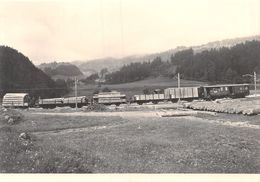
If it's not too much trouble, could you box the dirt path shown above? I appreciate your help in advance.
[32,124,119,136]
[32,111,159,118]
[31,110,260,130]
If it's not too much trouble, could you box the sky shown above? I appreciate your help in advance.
[0,0,260,64]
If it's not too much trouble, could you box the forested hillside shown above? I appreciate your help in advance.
[105,41,260,84]
[39,62,83,77]
[174,40,260,83]
[74,35,260,73]
[0,46,69,98]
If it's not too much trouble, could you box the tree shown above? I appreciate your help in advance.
[100,68,108,78]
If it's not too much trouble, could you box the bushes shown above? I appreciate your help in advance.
[0,108,24,125]
[0,125,97,172]
[0,109,99,173]
[84,104,107,112]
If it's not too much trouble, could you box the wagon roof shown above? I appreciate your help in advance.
[3,93,29,98]
[203,84,249,88]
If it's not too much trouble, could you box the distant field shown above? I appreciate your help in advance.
[67,77,207,98]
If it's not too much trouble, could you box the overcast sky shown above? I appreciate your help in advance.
[0,0,259,64]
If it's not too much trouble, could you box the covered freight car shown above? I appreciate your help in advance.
[2,93,31,108]
[164,87,203,102]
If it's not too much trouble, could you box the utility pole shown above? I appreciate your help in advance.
[254,72,257,96]
[75,77,78,110]
[178,73,180,102]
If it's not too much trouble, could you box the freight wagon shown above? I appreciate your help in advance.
[133,87,202,104]
[2,93,31,108]
[62,96,88,108]
[38,96,88,108]
[93,91,127,106]
[164,87,203,101]
[132,94,165,105]
[38,97,64,108]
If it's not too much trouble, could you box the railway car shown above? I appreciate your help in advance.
[132,94,165,105]
[202,84,249,99]
[93,91,127,106]
[62,96,88,108]
[38,97,64,108]
[38,96,88,108]
[164,87,203,102]
[2,93,31,108]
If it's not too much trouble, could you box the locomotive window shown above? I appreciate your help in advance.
[225,87,228,91]
[245,86,248,90]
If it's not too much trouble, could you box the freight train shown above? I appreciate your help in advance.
[1,84,250,108]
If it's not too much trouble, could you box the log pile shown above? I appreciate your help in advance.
[185,99,260,116]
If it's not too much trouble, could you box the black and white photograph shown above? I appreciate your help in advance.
[0,0,260,177]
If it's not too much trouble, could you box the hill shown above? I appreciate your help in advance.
[38,62,84,79]
[0,46,68,98]
[104,40,260,84]
[73,35,260,73]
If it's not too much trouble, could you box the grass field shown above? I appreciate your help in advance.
[66,77,206,98]
[66,76,259,99]
[0,108,259,173]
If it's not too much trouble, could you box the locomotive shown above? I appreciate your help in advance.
[1,84,250,108]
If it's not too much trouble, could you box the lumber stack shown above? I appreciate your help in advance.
[185,99,260,116]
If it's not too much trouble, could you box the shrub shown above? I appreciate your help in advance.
[85,104,107,112]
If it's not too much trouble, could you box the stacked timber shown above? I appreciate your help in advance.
[186,99,260,116]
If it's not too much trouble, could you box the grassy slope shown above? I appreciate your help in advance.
[1,109,259,173]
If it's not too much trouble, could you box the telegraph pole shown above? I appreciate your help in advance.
[178,73,180,89]
[178,73,180,102]
[254,72,257,96]
[75,77,78,110]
